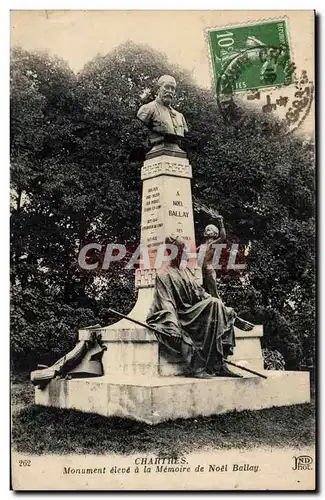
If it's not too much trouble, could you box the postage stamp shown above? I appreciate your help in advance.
[207,20,292,93]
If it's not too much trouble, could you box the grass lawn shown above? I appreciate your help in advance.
[11,372,316,457]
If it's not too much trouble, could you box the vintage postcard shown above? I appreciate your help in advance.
[10,10,316,491]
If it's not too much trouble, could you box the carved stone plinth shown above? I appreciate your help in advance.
[36,316,310,425]
[141,155,192,180]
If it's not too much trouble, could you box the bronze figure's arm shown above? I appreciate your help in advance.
[208,215,226,246]
[217,215,226,242]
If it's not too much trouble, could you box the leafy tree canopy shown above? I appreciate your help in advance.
[10,42,315,370]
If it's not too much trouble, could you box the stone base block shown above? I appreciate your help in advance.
[79,313,265,378]
[35,370,310,425]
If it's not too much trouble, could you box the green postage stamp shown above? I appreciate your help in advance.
[207,20,292,93]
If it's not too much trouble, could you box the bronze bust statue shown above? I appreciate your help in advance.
[137,75,188,148]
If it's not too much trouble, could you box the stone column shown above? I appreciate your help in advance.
[135,147,196,290]
[79,145,199,376]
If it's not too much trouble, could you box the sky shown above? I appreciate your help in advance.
[10,10,314,136]
[10,10,216,88]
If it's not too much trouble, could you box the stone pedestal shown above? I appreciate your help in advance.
[137,150,197,288]
[79,323,264,378]
[35,370,310,425]
[34,146,310,423]
[93,146,199,372]
[36,320,310,423]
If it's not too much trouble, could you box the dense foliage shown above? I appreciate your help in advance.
[10,43,315,371]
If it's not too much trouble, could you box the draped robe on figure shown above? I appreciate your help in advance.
[147,266,236,374]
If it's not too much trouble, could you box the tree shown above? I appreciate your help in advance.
[10,42,315,370]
